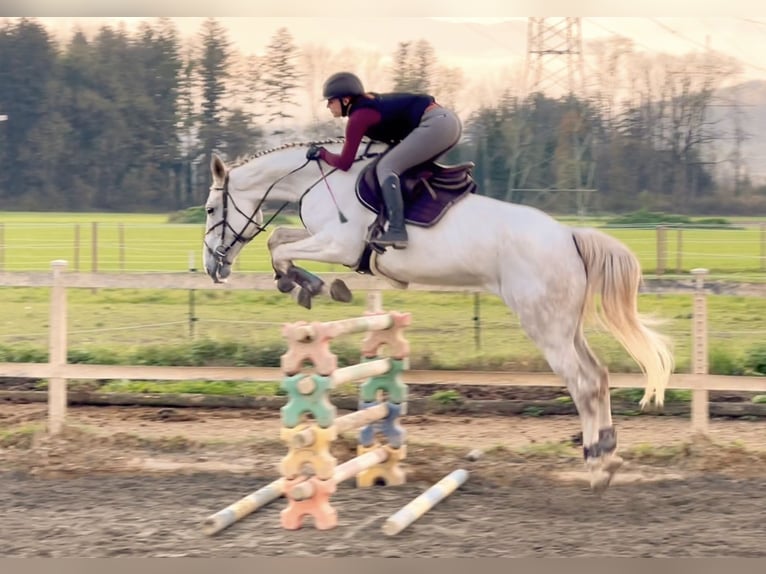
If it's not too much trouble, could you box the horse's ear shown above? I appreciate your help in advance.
[210,153,227,186]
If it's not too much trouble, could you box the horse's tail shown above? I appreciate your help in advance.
[572,227,674,407]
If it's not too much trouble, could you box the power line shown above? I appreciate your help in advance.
[647,17,711,52]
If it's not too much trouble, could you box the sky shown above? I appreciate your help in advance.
[28,16,766,71]
[17,16,764,124]
[25,16,766,101]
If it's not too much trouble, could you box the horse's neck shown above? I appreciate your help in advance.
[229,143,381,202]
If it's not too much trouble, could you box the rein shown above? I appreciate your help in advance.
[205,160,309,269]
[205,143,386,272]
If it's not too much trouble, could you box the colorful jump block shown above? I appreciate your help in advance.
[279,424,337,480]
[355,443,407,488]
[360,311,411,358]
[359,357,408,403]
[358,400,407,448]
[280,320,338,375]
[281,476,338,530]
[280,373,337,428]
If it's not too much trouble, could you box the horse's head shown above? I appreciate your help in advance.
[203,153,266,283]
[202,139,381,284]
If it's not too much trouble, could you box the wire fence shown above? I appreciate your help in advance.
[2,221,766,276]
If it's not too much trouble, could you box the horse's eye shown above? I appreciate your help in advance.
[206,207,214,215]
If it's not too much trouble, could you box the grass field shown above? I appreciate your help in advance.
[1,212,766,378]
[1,285,765,376]
[2,212,766,277]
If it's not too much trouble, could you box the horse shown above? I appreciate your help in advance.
[202,138,674,492]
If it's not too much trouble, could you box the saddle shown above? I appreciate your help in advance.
[351,153,477,276]
[355,155,477,228]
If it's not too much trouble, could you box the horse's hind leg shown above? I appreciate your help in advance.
[574,331,624,488]
[509,296,618,492]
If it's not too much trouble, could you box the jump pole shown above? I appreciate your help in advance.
[382,469,469,536]
[203,477,289,536]
[289,403,389,448]
[289,447,389,501]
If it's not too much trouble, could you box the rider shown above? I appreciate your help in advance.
[306,72,462,249]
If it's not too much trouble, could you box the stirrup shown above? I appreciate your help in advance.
[375,230,408,249]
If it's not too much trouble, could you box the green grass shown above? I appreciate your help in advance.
[2,211,766,276]
[1,285,765,377]
[2,211,766,386]
[97,379,282,396]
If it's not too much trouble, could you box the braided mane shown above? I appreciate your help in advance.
[228,138,347,169]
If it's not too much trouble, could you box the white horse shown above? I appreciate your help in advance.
[203,138,674,491]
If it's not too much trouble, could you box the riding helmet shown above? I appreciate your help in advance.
[322,72,365,99]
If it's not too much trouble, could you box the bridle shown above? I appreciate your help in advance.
[204,143,384,279]
[203,160,310,277]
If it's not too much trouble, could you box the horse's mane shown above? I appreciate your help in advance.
[228,138,348,169]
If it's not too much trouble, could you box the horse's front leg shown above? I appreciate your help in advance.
[267,227,312,294]
[270,233,357,309]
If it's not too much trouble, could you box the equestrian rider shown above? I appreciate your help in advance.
[306,72,462,249]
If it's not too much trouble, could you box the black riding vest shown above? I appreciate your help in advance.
[349,93,435,144]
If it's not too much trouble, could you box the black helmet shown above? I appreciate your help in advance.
[322,72,364,99]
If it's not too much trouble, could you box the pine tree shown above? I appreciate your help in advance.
[261,27,302,136]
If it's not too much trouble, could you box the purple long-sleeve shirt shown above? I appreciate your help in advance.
[318,108,382,171]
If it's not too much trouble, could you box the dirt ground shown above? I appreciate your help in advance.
[1,402,766,557]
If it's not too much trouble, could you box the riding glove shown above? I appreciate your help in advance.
[306,145,324,161]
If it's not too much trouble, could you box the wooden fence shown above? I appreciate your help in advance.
[1,260,765,436]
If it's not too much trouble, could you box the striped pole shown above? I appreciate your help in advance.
[203,478,286,536]
[286,314,395,342]
[382,469,469,536]
[290,403,389,448]
[290,447,389,501]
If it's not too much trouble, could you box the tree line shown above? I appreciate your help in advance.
[1,17,763,215]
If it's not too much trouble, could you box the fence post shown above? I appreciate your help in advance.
[367,290,383,313]
[656,225,667,275]
[473,292,481,351]
[91,222,98,273]
[48,260,69,435]
[675,228,683,273]
[73,224,80,272]
[119,222,125,272]
[188,251,197,339]
[690,267,709,435]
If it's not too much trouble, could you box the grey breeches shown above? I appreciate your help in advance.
[375,107,463,182]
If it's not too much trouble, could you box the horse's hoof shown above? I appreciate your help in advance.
[602,454,624,474]
[589,469,612,493]
[329,279,352,303]
[276,275,295,293]
[297,287,312,310]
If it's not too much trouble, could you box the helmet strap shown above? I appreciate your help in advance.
[340,97,352,117]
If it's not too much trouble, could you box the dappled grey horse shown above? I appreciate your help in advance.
[202,139,674,491]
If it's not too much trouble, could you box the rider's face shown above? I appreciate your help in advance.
[326,97,343,117]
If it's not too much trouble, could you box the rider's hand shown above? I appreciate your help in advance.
[306,144,324,161]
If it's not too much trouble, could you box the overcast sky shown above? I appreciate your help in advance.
[28,16,766,84]
[9,16,766,126]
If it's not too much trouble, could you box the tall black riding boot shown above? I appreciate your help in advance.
[375,174,408,249]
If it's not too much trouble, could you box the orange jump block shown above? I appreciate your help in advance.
[360,311,412,358]
[280,476,338,530]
